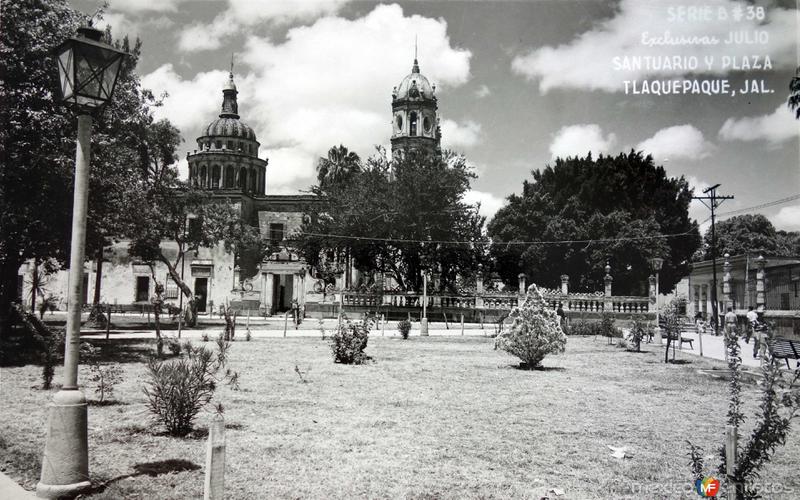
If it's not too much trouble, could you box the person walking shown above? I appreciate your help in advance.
[747,306,762,358]
[724,307,738,338]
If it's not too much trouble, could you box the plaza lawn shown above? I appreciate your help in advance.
[1,336,799,499]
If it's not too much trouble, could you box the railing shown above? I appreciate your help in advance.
[339,290,650,313]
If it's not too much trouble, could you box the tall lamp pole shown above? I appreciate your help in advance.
[420,271,429,336]
[649,257,664,344]
[38,25,126,498]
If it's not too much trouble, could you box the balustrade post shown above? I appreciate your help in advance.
[755,255,766,312]
[560,274,569,295]
[475,275,484,308]
[518,273,526,296]
[723,253,732,311]
[603,263,613,312]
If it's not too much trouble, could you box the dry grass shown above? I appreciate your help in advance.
[1,335,799,499]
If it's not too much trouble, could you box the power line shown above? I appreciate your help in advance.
[293,229,699,246]
[716,193,800,218]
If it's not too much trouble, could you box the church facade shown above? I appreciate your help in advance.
[18,57,443,317]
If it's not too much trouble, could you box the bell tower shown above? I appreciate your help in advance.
[390,54,441,157]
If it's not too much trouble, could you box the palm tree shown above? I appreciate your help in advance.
[789,66,800,120]
[316,145,362,190]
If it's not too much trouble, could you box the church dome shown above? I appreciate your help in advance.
[203,117,256,141]
[394,59,435,100]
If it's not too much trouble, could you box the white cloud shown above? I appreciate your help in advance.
[441,119,482,149]
[108,0,185,13]
[179,0,350,52]
[549,124,616,159]
[719,104,799,145]
[686,176,712,226]
[95,11,174,39]
[511,0,797,93]
[174,157,189,180]
[475,84,491,98]
[772,205,800,232]
[463,190,505,219]
[636,125,715,161]
[144,4,471,190]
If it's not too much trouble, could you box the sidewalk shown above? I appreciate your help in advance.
[666,330,770,369]
[0,472,36,499]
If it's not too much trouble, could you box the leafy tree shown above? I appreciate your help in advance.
[789,66,800,119]
[315,145,362,191]
[294,148,487,292]
[488,152,700,295]
[0,0,84,335]
[702,214,799,259]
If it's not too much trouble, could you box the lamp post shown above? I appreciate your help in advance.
[420,271,429,336]
[649,257,664,345]
[37,25,126,499]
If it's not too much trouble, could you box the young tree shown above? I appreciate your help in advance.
[488,151,701,295]
[294,148,487,292]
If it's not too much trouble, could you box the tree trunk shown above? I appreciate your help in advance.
[664,335,672,363]
[30,257,38,313]
[93,248,103,305]
[0,250,23,339]
[87,249,108,328]
[157,251,196,326]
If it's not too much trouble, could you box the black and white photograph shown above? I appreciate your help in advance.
[1,0,799,498]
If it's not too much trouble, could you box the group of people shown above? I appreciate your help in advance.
[722,306,764,358]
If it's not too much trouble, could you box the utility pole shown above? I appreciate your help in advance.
[693,184,734,336]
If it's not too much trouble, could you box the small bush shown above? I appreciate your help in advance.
[201,332,209,342]
[398,319,411,339]
[599,312,623,342]
[143,341,238,437]
[627,315,653,352]
[330,315,372,364]
[165,337,182,356]
[495,285,567,369]
[80,342,123,402]
[567,321,595,336]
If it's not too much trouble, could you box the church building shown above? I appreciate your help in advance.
[18,55,444,318]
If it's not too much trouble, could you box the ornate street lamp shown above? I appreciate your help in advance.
[649,257,664,344]
[37,25,127,499]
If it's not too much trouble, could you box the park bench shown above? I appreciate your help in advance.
[661,331,694,350]
[771,338,800,370]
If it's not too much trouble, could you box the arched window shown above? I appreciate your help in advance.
[225,165,235,188]
[240,167,247,191]
[227,140,233,150]
[212,165,220,189]
[215,140,222,149]
[410,112,417,136]
[200,165,207,188]
[250,169,257,193]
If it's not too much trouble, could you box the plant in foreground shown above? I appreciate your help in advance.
[398,319,411,339]
[495,284,567,369]
[330,314,372,364]
[143,340,239,437]
[80,342,123,403]
[687,324,800,499]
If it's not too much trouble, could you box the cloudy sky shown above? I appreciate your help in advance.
[78,0,799,230]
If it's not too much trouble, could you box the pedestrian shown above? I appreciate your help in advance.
[724,307,737,337]
[556,303,566,331]
[745,306,758,344]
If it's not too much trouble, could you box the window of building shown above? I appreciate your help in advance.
[409,112,417,136]
[215,140,222,149]
[269,223,285,244]
[227,140,233,150]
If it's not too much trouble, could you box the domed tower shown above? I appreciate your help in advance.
[187,71,268,195]
[390,56,441,157]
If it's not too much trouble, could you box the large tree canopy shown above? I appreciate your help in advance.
[702,214,800,259]
[488,151,701,295]
[294,147,487,292]
[0,1,161,333]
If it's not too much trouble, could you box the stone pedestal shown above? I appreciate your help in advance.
[37,390,91,498]
[420,318,429,336]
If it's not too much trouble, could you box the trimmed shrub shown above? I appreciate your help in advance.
[398,319,411,339]
[330,315,372,364]
[495,284,567,369]
[627,315,653,352]
[143,340,238,437]
[165,337,182,356]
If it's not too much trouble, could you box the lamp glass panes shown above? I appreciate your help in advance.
[54,26,126,112]
[649,257,664,272]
